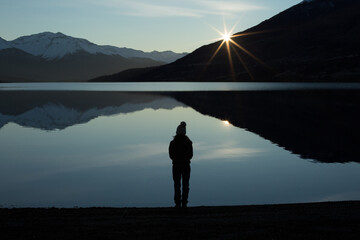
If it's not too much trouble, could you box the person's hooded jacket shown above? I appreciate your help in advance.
[169,135,193,165]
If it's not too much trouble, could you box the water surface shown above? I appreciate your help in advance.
[2,82,360,91]
[1,83,360,208]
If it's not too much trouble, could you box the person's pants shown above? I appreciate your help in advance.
[172,164,191,205]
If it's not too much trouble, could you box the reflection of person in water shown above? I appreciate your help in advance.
[169,121,193,208]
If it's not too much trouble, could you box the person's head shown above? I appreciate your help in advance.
[176,121,186,135]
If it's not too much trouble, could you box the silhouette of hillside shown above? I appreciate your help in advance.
[93,0,360,82]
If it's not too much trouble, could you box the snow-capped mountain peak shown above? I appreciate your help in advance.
[10,32,111,60]
[6,32,187,62]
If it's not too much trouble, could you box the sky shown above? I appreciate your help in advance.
[0,0,302,53]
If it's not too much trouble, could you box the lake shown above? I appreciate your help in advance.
[1,82,360,208]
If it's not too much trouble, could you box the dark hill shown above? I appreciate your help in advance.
[93,0,360,82]
[0,49,164,82]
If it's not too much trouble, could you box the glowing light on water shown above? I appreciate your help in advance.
[222,120,231,126]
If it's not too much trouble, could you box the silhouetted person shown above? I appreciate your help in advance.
[169,121,193,208]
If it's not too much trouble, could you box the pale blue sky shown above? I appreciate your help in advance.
[0,0,301,53]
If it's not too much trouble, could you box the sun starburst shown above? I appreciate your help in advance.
[222,32,231,42]
[205,21,270,81]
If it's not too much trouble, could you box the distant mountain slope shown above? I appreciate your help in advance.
[0,48,163,82]
[0,32,187,82]
[94,0,360,82]
[0,37,12,50]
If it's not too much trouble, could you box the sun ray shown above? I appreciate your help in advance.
[229,39,269,69]
[232,30,271,38]
[225,40,236,81]
[207,40,226,66]
[230,44,254,80]
[203,20,227,40]
[222,17,228,37]
[228,19,241,36]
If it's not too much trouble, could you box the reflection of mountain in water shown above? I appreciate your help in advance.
[2,90,360,164]
[170,91,360,164]
[0,92,183,130]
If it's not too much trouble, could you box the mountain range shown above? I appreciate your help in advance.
[93,0,360,82]
[0,32,187,82]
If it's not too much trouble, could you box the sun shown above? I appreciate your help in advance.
[222,32,231,42]
[205,20,270,81]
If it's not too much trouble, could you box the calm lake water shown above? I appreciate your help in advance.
[1,82,360,208]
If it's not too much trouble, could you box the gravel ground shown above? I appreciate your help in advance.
[1,201,360,239]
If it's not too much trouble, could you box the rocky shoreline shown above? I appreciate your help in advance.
[1,201,360,239]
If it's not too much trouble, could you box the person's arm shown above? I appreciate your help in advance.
[188,141,193,160]
[169,141,175,160]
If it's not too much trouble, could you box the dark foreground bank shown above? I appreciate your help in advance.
[1,201,360,240]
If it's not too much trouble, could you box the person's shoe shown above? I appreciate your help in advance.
[175,204,181,208]
[181,203,187,208]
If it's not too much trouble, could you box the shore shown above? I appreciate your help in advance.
[1,201,359,239]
